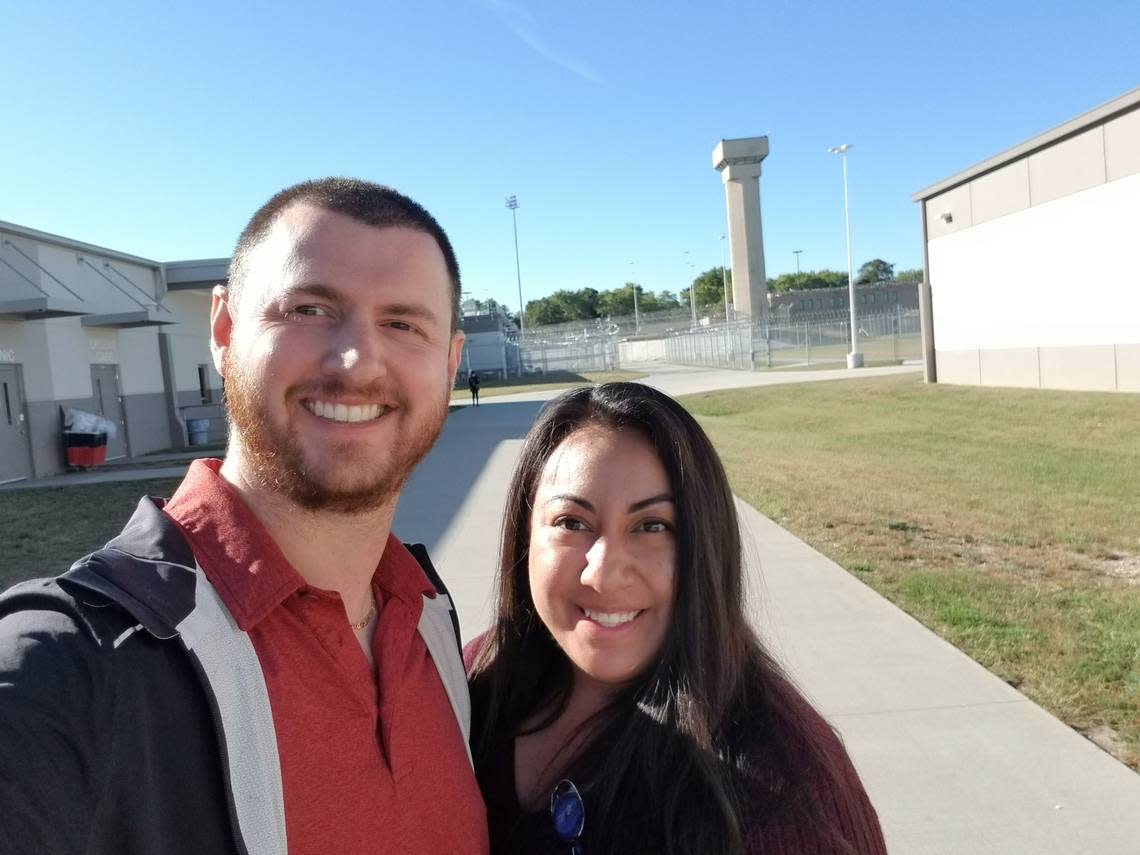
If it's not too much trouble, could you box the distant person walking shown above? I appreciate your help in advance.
[468,371,481,406]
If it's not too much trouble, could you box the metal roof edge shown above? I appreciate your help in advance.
[0,219,161,267]
[911,84,1140,203]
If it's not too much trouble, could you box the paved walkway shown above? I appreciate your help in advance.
[10,361,1140,851]
[0,449,216,490]
[395,361,1140,855]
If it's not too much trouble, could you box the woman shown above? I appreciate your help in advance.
[466,383,886,855]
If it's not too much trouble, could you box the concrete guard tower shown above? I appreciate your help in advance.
[712,137,769,323]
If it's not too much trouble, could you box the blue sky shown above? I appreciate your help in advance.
[2,0,1137,312]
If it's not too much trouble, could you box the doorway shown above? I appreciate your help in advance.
[91,364,129,460]
[0,364,33,483]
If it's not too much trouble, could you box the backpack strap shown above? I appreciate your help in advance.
[405,542,472,765]
[404,543,463,664]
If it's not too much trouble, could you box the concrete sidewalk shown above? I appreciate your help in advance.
[0,449,215,490]
[397,363,1140,855]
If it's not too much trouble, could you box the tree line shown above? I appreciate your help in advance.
[479,259,922,328]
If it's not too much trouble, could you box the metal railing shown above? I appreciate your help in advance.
[665,309,922,371]
[507,307,921,375]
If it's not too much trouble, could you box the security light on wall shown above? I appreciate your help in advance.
[940,211,953,223]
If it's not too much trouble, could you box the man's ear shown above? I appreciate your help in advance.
[448,330,465,385]
[210,285,233,378]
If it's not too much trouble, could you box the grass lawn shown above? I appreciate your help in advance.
[450,369,645,402]
[682,374,1140,769]
[0,478,184,590]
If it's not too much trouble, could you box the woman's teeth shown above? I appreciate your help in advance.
[583,609,641,628]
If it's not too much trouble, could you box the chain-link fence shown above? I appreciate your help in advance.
[509,307,921,374]
[665,308,922,370]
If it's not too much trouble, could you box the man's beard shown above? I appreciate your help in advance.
[223,354,449,515]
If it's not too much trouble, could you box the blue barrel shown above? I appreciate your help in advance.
[188,418,210,446]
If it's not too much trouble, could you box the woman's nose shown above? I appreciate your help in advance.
[580,536,632,593]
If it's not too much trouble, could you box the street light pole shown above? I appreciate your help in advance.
[793,249,803,273]
[627,261,641,333]
[828,145,862,369]
[720,235,731,322]
[505,195,524,337]
[684,250,697,328]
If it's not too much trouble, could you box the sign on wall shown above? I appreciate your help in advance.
[89,341,116,364]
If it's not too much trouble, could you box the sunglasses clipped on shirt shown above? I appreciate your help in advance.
[549,779,585,855]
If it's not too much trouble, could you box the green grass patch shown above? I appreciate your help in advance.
[682,373,1140,769]
[0,478,183,590]
[451,370,646,401]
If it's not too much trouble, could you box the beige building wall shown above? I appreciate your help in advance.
[118,327,166,396]
[0,319,53,399]
[922,95,1140,393]
[165,290,220,396]
[45,318,94,400]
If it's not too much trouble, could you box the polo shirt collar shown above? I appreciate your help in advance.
[164,459,303,631]
[164,460,436,631]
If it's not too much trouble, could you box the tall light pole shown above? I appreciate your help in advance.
[505,195,525,337]
[828,144,862,368]
[628,261,640,333]
[793,249,803,273]
[683,250,697,327]
[719,235,732,322]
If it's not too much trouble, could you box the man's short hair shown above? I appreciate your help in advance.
[228,177,462,329]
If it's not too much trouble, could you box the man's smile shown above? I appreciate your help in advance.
[303,400,389,423]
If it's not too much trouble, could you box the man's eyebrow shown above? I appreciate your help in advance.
[380,301,441,323]
[629,494,673,513]
[276,286,441,323]
[279,283,342,303]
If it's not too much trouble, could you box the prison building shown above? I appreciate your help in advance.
[913,85,1140,392]
[767,280,919,323]
[0,220,224,483]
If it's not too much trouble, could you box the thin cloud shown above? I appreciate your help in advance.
[477,0,604,84]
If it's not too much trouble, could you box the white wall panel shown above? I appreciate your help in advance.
[978,348,1039,388]
[1105,109,1140,181]
[933,349,981,386]
[164,291,216,392]
[45,318,92,399]
[1038,345,1117,392]
[1117,344,1140,392]
[929,171,1140,351]
[118,328,164,394]
[0,319,53,400]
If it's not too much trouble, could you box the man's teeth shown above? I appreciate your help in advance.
[583,609,641,628]
[306,401,386,423]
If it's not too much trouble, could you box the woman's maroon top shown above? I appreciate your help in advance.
[466,636,888,854]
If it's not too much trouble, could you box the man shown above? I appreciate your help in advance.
[0,179,488,854]
[468,370,480,406]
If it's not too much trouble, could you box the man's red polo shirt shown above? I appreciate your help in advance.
[164,460,488,855]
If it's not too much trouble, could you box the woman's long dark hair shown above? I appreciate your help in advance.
[469,383,854,854]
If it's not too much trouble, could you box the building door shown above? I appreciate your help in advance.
[91,364,129,460]
[0,364,34,483]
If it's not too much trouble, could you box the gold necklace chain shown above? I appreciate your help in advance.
[349,600,377,631]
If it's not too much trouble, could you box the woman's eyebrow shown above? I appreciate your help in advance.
[628,494,673,513]
[544,493,595,512]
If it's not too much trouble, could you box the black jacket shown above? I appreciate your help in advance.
[0,497,469,855]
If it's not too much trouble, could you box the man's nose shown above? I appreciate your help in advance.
[580,535,633,593]
[325,316,387,380]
